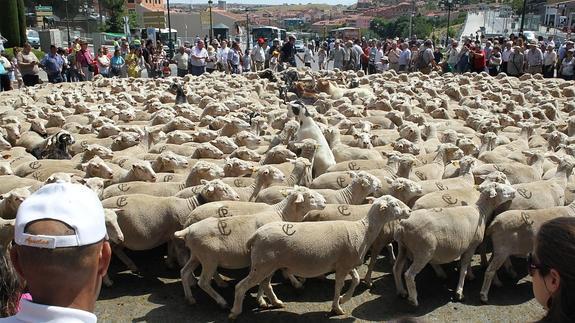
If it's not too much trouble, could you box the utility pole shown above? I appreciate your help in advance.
[208,0,213,42]
[245,8,251,51]
[408,0,416,38]
[65,0,71,47]
[167,0,173,57]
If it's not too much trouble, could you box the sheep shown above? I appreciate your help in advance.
[256,171,381,205]
[230,165,285,202]
[411,171,510,210]
[109,161,157,185]
[324,127,383,162]
[0,162,13,175]
[0,217,15,251]
[29,130,75,160]
[472,151,545,185]
[101,179,240,273]
[393,182,516,306]
[290,101,336,176]
[0,187,31,219]
[410,143,464,181]
[228,195,410,319]
[173,186,327,307]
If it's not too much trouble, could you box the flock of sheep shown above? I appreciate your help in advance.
[1,67,575,319]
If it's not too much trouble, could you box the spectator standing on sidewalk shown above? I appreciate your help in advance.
[543,44,557,78]
[0,51,13,91]
[398,42,411,73]
[387,42,401,72]
[40,45,64,83]
[17,43,40,86]
[559,49,575,81]
[507,45,525,77]
[488,46,502,76]
[445,41,460,73]
[172,46,189,77]
[189,40,208,76]
[297,43,315,68]
[526,40,543,75]
[217,40,231,73]
[501,41,513,74]
[317,44,327,70]
[206,45,217,73]
[279,35,297,71]
[76,40,94,81]
[110,49,125,78]
[250,38,266,71]
[328,40,345,70]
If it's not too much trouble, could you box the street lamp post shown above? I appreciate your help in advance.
[245,8,251,51]
[440,0,455,47]
[519,0,528,33]
[208,0,214,42]
[64,0,71,47]
[167,0,173,57]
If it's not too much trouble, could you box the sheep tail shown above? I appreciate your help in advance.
[174,227,190,240]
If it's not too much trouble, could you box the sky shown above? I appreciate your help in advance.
[172,0,355,6]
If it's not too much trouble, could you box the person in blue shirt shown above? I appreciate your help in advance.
[40,45,64,83]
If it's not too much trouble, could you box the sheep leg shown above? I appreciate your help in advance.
[480,252,508,303]
[393,243,409,298]
[282,269,304,289]
[364,236,386,287]
[261,275,284,308]
[229,267,276,320]
[331,270,347,315]
[111,245,139,272]
[454,249,475,302]
[387,243,396,263]
[197,261,228,309]
[213,273,229,288]
[180,255,198,305]
[339,268,360,305]
[404,256,429,307]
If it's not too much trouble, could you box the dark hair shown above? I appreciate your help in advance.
[0,250,22,317]
[535,217,575,323]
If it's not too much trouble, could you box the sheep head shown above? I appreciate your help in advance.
[199,179,240,202]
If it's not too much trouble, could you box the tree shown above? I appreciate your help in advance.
[0,0,21,47]
[25,0,83,20]
[101,0,126,33]
[17,0,26,44]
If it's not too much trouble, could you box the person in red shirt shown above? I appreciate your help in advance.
[471,45,486,73]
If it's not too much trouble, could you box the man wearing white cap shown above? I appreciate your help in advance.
[2,182,111,323]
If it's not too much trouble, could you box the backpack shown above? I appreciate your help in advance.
[416,49,430,69]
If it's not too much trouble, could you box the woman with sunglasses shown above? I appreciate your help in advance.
[529,217,575,322]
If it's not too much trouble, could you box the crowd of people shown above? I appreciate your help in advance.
[0,32,574,92]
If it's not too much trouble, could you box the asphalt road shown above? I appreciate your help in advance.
[95,247,543,322]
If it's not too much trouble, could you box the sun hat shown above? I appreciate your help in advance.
[14,182,107,249]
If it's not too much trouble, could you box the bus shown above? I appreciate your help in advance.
[330,27,361,41]
[251,26,286,46]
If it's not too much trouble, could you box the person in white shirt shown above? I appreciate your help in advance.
[543,44,557,78]
[172,46,189,77]
[250,38,266,71]
[189,40,208,76]
[501,41,513,74]
[1,182,112,323]
[297,43,315,68]
[217,40,231,73]
[374,41,384,72]
[525,40,543,75]
[446,40,460,72]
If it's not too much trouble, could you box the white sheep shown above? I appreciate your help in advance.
[228,195,410,318]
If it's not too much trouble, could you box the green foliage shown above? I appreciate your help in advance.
[128,10,138,29]
[1,0,21,47]
[3,47,45,61]
[101,0,126,33]
[510,0,523,14]
[370,12,468,40]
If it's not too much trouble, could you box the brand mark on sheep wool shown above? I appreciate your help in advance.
[441,194,459,205]
[336,176,346,188]
[233,179,244,187]
[116,196,128,208]
[282,223,296,236]
[337,205,351,216]
[517,188,532,199]
[32,172,41,181]
[217,219,231,236]
[347,161,360,171]
[435,182,448,191]
[163,175,174,182]
[217,206,229,218]
[493,164,506,173]
[117,184,131,192]
[159,145,168,153]
[118,158,129,168]
[80,140,88,148]
[29,161,42,169]
[415,171,426,180]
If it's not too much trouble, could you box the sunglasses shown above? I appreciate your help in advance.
[527,253,546,276]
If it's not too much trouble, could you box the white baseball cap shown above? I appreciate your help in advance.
[15,182,107,249]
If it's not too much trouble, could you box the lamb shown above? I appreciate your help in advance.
[256,171,381,205]
[393,182,516,306]
[173,186,327,307]
[0,187,31,219]
[228,195,410,318]
[324,128,383,162]
[101,180,240,273]
[479,202,575,303]
[290,101,336,176]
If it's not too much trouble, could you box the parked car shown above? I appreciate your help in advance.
[26,29,40,49]
[295,40,305,52]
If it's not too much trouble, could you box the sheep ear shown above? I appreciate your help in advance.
[200,179,208,185]
[365,196,376,204]
[75,177,87,184]
[81,162,89,170]
[353,133,360,139]
[281,189,289,197]
[294,193,304,204]
[451,160,460,167]
[547,154,561,163]
[384,176,394,184]
[287,158,296,164]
